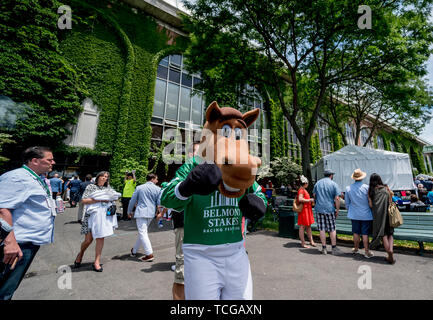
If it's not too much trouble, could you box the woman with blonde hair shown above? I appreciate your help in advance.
[297,175,316,248]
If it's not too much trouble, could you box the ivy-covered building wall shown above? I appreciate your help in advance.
[60,0,189,189]
[0,0,189,190]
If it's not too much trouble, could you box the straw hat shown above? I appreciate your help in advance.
[351,168,367,181]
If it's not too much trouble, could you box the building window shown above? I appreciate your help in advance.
[317,121,332,156]
[238,86,267,142]
[360,128,373,148]
[345,123,355,145]
[152,55,205,145]
[65,98,99,149]
[376,135,384,150]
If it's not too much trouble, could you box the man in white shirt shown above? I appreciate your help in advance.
[0,146,56,300]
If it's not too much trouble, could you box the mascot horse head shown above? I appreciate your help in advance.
[198,101,262,198]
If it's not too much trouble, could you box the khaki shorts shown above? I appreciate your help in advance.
[174,227,184,284]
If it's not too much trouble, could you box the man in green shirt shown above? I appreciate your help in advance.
[122,171,136,221]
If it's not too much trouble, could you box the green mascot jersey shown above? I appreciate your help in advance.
[160,156,267,246]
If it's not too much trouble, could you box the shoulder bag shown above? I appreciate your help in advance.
[387,187,403,228]
[293,191,304,213]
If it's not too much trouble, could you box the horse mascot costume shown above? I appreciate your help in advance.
[161,101,267,300]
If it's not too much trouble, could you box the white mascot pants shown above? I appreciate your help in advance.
[183,240,252,300]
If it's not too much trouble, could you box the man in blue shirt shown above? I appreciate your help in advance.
[68,175,82,208]
[128,173,161,262]
[49,173,63,199]
[345,169,374,258]
[313,169,341,255]
[0,146,56,300]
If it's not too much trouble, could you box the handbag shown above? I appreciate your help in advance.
[388,202,403,228]
[106,204,117,216]
[293,197,303,213]
[387,187,403,228]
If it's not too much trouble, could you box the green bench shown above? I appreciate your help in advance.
[277,205,433,255]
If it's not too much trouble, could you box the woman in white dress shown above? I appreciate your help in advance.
[74,171,119,272]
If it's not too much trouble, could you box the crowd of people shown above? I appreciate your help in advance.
[293,168,429,265]
[0,145,430,300]
[0,145,195,300]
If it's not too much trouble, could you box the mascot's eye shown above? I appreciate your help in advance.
[234,128,243,140]
[221,125,232,138]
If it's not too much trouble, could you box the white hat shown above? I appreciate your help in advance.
[300,175,309,184]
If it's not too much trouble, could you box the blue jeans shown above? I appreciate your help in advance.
[0,242,40,300]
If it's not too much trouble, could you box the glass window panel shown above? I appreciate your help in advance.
[361,128,373,148]
[170,54,182,67]
[151,117,163,124]
[160,57,169,67]
[181,73,192,87]
[377,135,384,150]
[153,79,166,118]
[193,77,201,88]
[169,69,181,83]
[157,65,168,79]
[179,87,191,122]
[191,94,202,125]
[151,124,163,140]
[166,83,180,120]
[255,99,262,109]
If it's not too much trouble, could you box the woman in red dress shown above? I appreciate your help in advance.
[297,176,316,248]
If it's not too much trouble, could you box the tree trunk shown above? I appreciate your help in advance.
[300,137,313,193]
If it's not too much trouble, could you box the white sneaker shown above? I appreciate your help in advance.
[320,247,327,255]
[171,265,176,271]
[364,251,374,259]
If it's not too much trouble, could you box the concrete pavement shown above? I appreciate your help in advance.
[13,206,433,300]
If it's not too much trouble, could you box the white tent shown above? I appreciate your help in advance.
[311,145,415,191]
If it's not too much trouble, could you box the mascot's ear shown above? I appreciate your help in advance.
[242,108,260,128]
[206,101,222,123]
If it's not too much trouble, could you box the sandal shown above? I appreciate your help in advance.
[301,243,311,248]
[309,242,317,247]
[74,255,82,268]
[92,264,103,272]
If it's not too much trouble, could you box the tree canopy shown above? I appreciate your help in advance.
[182,0,433,182]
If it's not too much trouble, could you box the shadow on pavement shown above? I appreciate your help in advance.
[114,218,174,233]
[141,262,173,273]
[64,220,81,225]
[69,263,104,273]
[111,253,145,261]
[298,248,322,255]
[283,242,302,249]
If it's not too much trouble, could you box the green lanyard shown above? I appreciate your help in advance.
[22,165,51,198]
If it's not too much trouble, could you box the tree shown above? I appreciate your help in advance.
[182,0,433,184]
[320,77,433,147]
[269,156,302,186]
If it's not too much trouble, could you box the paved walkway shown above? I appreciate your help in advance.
[13,206,433,300]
